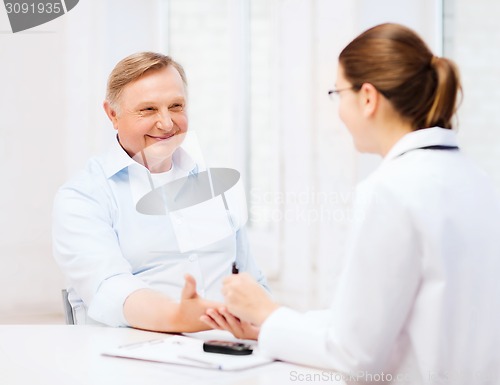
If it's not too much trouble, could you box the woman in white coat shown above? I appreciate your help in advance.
[201,23,500,384]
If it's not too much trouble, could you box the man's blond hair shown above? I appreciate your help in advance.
[106,52,187,111]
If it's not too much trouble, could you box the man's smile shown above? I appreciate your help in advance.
[146,133,176,141]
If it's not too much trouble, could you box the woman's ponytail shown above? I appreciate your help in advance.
[425,56,462,129]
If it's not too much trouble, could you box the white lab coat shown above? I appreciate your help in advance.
[258,127,500,384]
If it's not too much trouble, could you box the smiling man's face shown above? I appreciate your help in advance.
[105,65,188,173]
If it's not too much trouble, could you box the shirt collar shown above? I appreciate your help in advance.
[383,127,459,164]
[102,135,197,179]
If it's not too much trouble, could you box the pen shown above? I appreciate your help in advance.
[118,338,164,349]
[232,261,239,274]
[177,355,222,370]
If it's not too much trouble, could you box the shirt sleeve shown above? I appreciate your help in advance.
[258,181,422,374]
[52,171,149,327]
[234,227,270,292]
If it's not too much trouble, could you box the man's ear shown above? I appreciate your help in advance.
[359,83,379,118]
[103,100,119,129]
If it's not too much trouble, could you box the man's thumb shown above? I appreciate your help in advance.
[181,274,198,300]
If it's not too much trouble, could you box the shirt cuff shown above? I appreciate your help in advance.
[87,274,150,327]
[258,307,344,371]
[258,307,300,357]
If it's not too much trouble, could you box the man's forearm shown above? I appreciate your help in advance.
[123,288,216,332]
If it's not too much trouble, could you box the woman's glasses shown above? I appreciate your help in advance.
[327,86,356,100]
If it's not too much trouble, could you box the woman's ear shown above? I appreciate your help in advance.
[103,101,119,129]
[359,83,379,118]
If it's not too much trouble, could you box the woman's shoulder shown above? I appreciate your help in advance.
[359,149,496,209]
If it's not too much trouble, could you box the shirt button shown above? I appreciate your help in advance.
[188,254,198,262]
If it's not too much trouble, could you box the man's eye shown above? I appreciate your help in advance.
[170,104,184,111]
[139,107,156,115]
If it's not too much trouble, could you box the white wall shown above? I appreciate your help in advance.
[0,0,168,322]
[1,0,498,322]
[446,0,500,194]
[0,4,67,321]
[243,0,443,309]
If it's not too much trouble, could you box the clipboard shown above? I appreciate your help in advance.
[102,334,274,371]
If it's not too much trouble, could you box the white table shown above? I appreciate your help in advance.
[0,325,345,385]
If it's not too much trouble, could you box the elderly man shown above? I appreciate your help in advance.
[53,52,267,332]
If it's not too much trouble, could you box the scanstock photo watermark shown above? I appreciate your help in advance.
[289,369,496,383]
[289,370,410,383]
[3,0,79,33]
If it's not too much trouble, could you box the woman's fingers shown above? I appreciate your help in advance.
[206,308,231,330]
[200,314,220,330]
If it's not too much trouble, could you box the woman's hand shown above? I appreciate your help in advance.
[200,307,260,340]
[221,273,279,326]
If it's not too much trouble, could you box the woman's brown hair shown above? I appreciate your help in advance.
[339,23,461,130]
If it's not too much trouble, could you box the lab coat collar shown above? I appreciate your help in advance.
[383,127,458,164]
[102,135,197,178]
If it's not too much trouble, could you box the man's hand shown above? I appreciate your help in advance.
[124,274,223,333]
[174,274,224,332]
[180,273,198,300]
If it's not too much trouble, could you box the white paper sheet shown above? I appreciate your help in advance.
[102,334,273,371]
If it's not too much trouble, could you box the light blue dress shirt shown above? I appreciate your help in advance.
[52,137,267,327]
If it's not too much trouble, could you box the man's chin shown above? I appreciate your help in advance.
[134,144,177,170]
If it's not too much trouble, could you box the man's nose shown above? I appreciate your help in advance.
[156,110,174,131]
